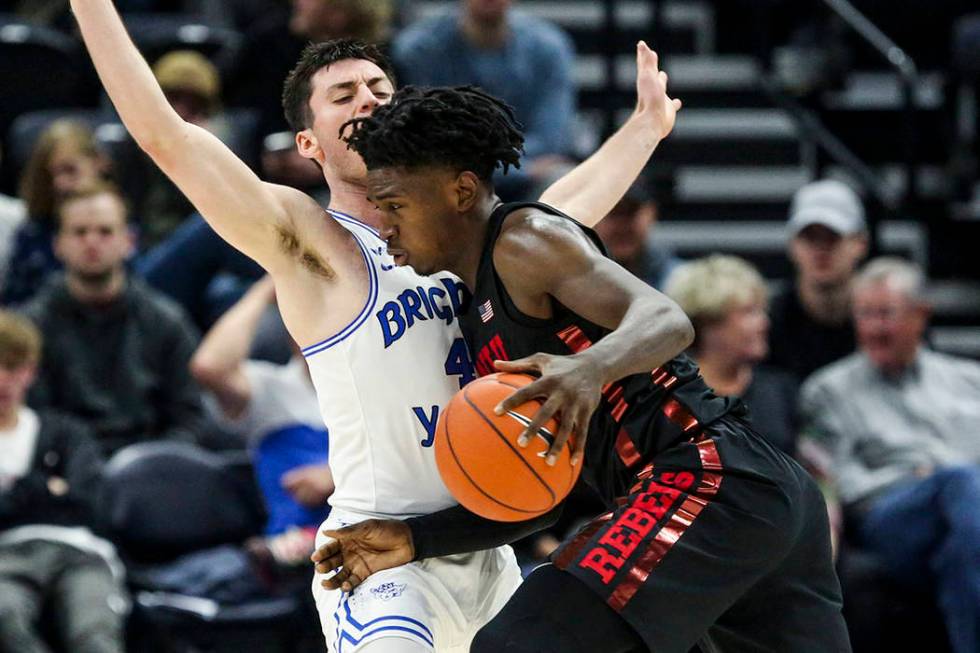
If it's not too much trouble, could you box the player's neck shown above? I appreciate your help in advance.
[328,181,383,229]
[445,196,501,289]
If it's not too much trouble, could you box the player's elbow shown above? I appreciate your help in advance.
[659,301,695,355]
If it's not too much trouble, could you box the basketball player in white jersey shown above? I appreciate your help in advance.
[70,2,682,650]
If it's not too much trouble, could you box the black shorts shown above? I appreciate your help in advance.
[552,416,851,653]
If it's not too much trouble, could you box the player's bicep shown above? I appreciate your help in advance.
[149,122,299,268]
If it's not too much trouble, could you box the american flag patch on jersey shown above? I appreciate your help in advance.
[478,299,494,323]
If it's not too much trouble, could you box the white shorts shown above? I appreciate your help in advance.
[312,508,523,653]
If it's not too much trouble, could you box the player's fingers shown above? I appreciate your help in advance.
[673,98,683,110]
[310,534,340,562]
[322,566,349,590]
[314,553,344,574]
[659,70,668,86]
[494,377,551,417]
[493,354,545,374]
[569,414,589,467]
[547,413,575,467]
[342,572,363,592]
[519,397,560,449]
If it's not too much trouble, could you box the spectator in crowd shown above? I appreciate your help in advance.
[20,184,209,456]
[191,275,331,566]
[392,0,576,198]
[667,254,800,454]
[593,175,680,290]
[0,148,27,291]
[0,309,127,653]
[767,178,868,381]
[800,257,980,653]
[2,120,111,305]
[226,0,394,136]
[129,50,229,249]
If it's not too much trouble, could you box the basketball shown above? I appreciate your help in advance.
[434,372,582,522]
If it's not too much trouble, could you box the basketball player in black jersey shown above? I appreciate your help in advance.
[312,87,851,653]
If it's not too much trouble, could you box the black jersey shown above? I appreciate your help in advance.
[459,202,742,501]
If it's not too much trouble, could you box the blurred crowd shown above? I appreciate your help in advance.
[0,1,978,652]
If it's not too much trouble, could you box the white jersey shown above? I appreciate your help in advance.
[303,210,474,517]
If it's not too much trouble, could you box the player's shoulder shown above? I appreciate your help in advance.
[494,206,597,277]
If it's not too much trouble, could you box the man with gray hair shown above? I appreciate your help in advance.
[800,256,980,653]
[768,179,869,381]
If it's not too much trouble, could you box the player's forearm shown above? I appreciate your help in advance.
[405,504,562,561]
[538,110,662,228]
[70,0,184,151]
[580,296,693,385]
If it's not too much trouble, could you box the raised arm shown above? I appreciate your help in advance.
[493,214,694,465]
[539,42,681,227]
[69,0,315,270]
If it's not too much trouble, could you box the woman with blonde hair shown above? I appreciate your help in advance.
[666,254,800,453]
[2,120,110,304]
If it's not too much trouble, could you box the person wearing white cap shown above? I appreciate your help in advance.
[767,179,869,381]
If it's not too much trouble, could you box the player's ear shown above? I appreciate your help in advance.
[454,171,481,212]
[296,129,324,165]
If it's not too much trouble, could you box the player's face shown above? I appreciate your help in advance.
[301,59,394,182]
[367,167,461,275]
[853,280,928,375]
[789,224,867,288]
[54,193,133,282]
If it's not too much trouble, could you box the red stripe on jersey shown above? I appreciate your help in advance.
[611,398,629,422]
[662,398,701,434]
[557,325,593,354]
[615,427,642,468]
[607,437,724,612]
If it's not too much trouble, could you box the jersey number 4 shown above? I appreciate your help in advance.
[412,339,476,448]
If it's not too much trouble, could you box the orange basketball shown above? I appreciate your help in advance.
[434,372,582,522]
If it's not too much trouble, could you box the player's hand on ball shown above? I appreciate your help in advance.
[634,41,682,141]
[493,353,603,467]
[312,519,415,592]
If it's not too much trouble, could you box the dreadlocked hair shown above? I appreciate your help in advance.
[342,86,525,180]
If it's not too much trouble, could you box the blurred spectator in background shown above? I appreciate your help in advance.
[226,0,394,136]
[800,257,980,653]
[20,184,209,456]
[129,50,228,249]
[667,255,800,454]
[2,120,111,306]
[0,148,27,292]
[767,179,867,382]
[392,0,576,198]
[0,310,127,653]
[593,175,680,290]
[191,276,330,567]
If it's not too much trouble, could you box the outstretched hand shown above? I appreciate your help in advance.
[493,353,604,468]
[311,519,415,592]
[633,41,683,141]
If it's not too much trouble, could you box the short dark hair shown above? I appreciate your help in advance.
[282,39,396,133]
[343,86,525,180]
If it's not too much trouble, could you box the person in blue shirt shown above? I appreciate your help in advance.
[392,0,576,199]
